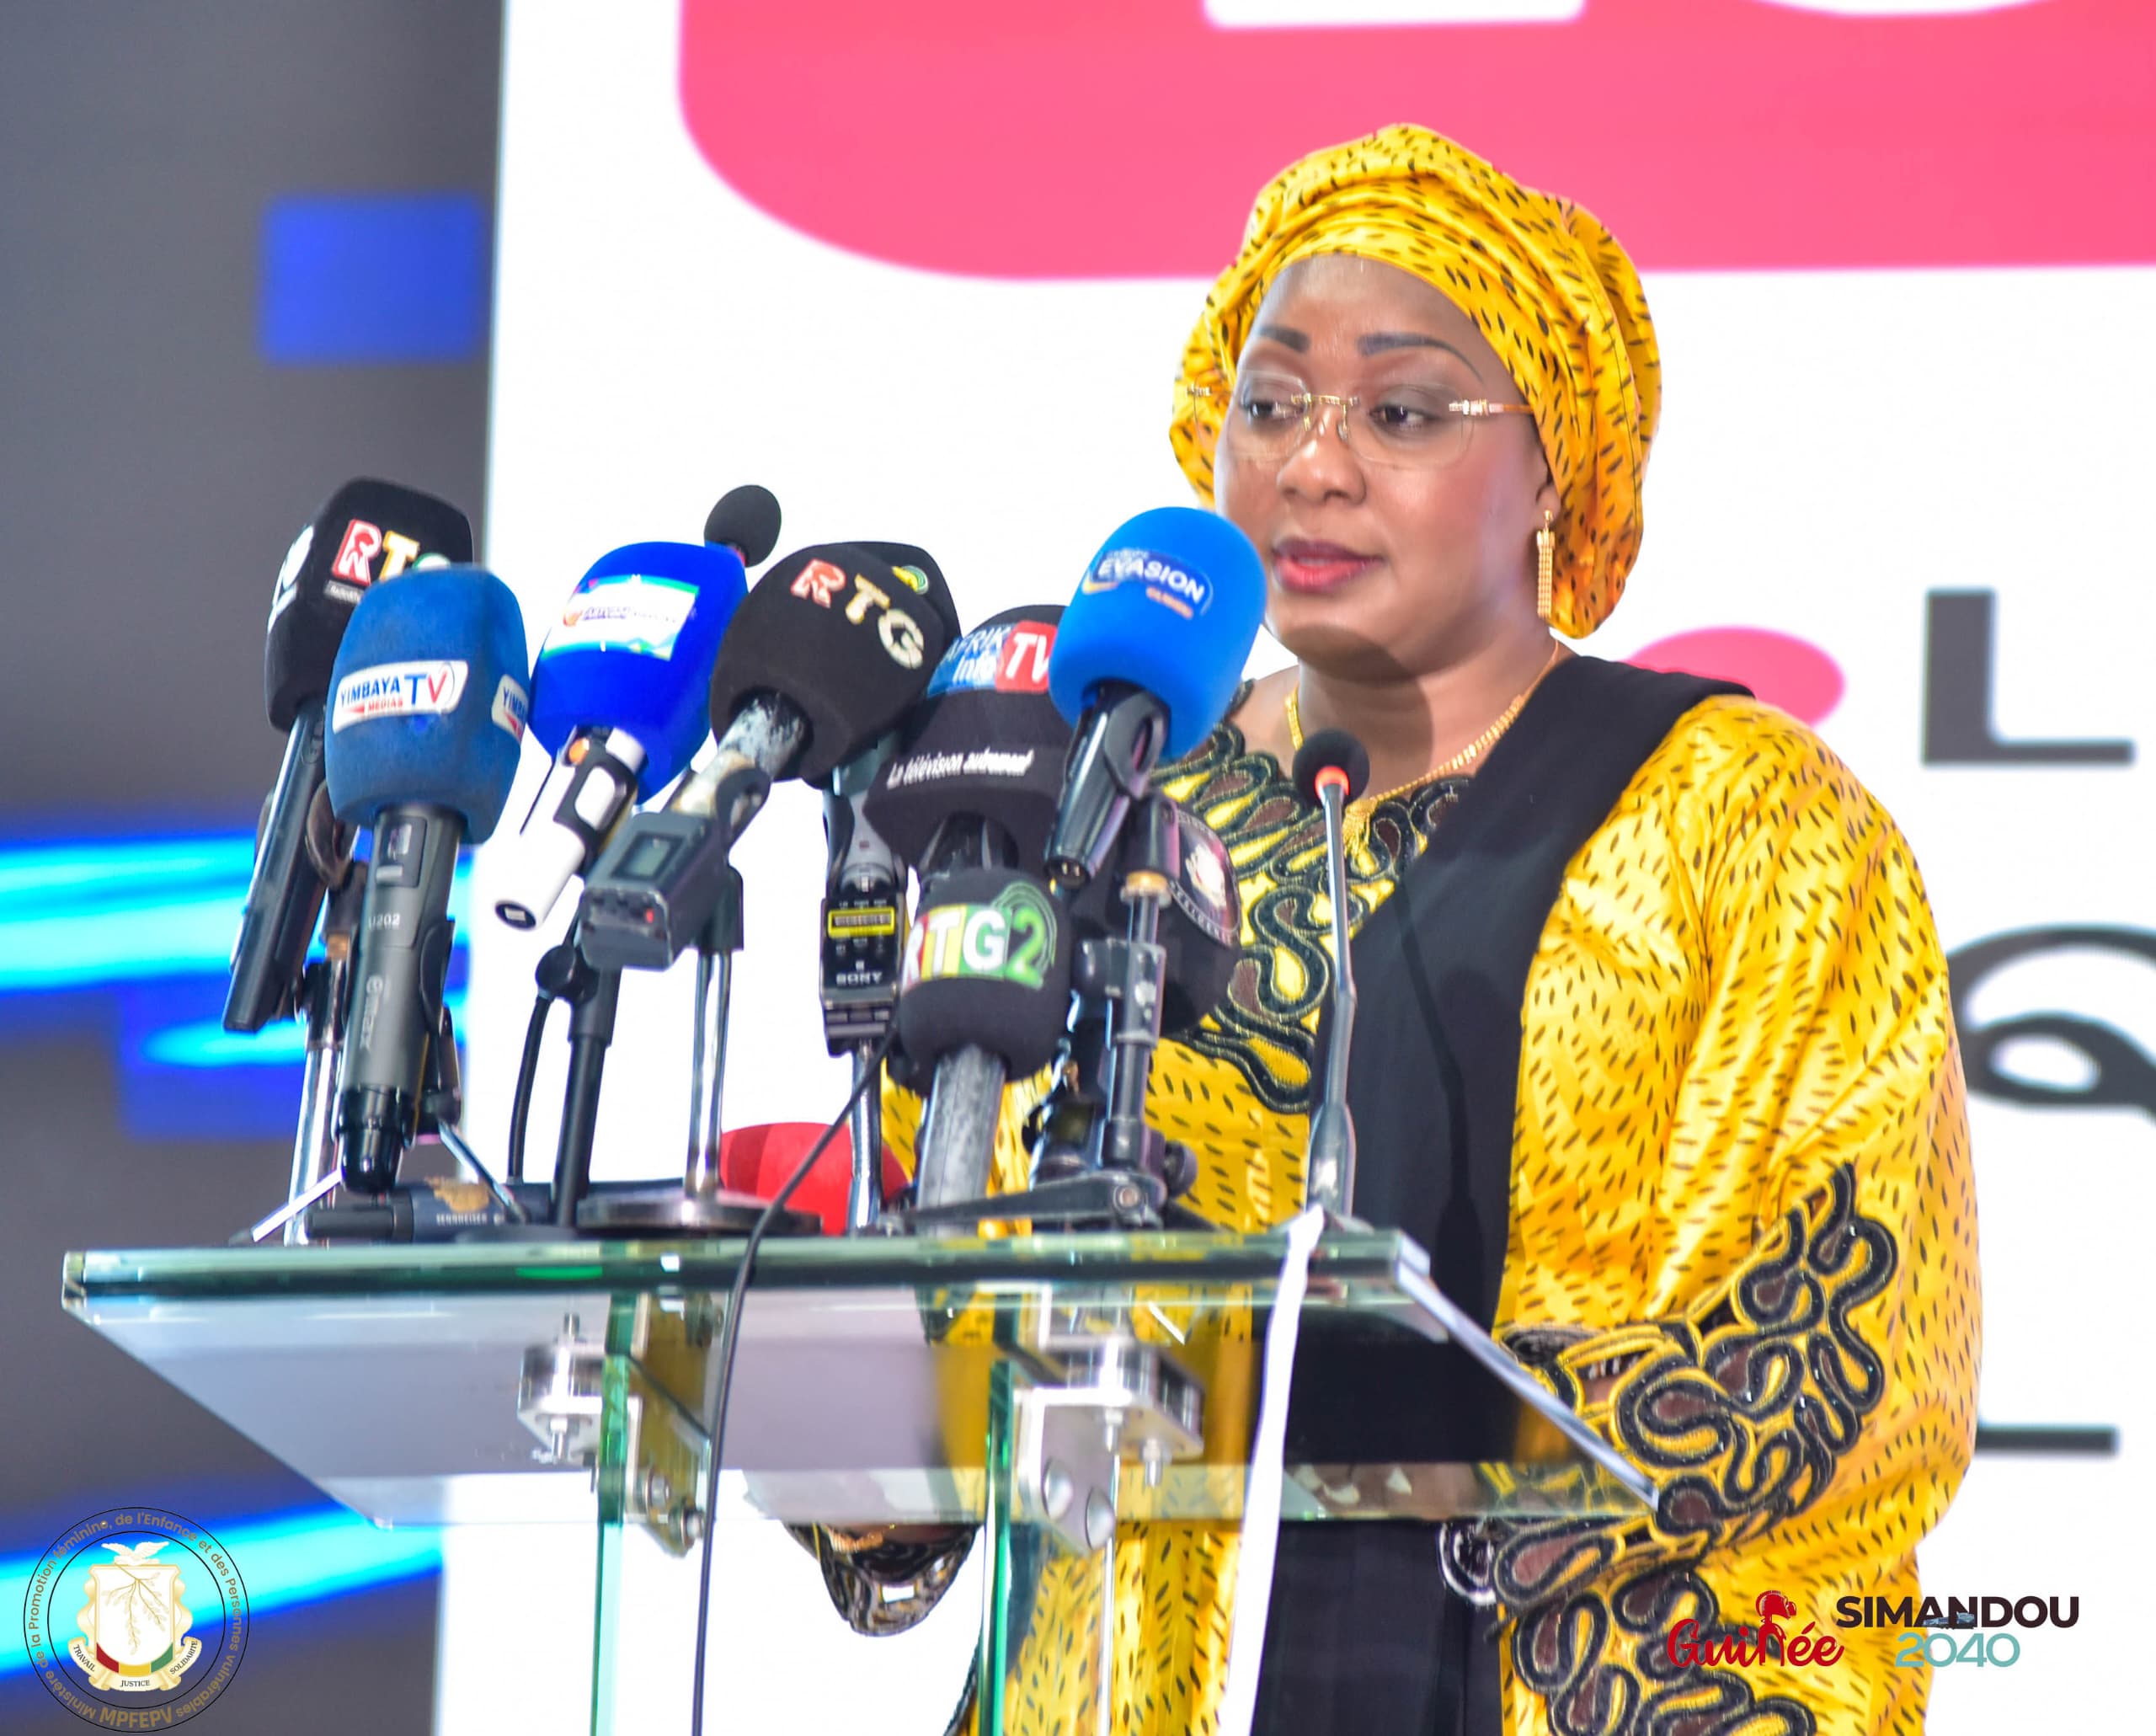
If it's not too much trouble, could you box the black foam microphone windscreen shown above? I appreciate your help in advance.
[266,478,473,731]
[704,485,782,565]
[706,542,960,785]
[864,606,1070,874]
[1291,729,1372,807]
[848,542,963,643]
[896,867,1075,1076]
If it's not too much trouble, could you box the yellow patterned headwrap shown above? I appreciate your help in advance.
[1171,125,1660,638]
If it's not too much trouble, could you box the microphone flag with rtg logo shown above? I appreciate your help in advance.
[19,1508,250,1727]
[864,603,1071,874]
[705,541,962,784]
[266,477,473,731]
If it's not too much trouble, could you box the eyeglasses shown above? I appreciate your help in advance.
[1188,371,1536,471]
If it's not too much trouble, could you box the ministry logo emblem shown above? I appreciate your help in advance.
[21,1508,248,1727]
[71,1538,203,1691]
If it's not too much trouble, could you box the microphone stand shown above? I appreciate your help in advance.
[1304,775,1360,1220]
[577,864,807,1236]
[682,875,744,1206]
[279,863,367,1244]
[546,927,620,1228]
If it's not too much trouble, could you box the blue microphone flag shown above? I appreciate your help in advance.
[1049,507,1266,758]
[324,564,530,842]
[531,540,746,799]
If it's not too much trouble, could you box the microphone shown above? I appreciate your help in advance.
[225,478,472,1032]
[896,866,1075,1214]
[570,540,962,1237]
[1044,508,1266,889]
[863,606,1073,1211]
[1291,729,1371,1217]
[492,538,747,930]
[703,484,782,565]
[864,605,1070,875]
[820,744,906,1231]
[325,566,531,1192]
[579,542,960,969]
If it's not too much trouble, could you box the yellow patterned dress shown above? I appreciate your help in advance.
[836,674,1977,1736]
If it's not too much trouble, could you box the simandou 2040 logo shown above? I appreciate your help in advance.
[19,1509,249,1728]
[1664,1587,2080,1678]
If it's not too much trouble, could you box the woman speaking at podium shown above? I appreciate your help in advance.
[810,126,1980,1736]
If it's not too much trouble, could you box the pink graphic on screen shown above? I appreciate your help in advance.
[1631,627,1845,725]
[678,0,2154,279]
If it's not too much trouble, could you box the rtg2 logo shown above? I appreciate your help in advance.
[1082,546,1212,619]
[903,881,1058,992]
[19,1509,249,1728]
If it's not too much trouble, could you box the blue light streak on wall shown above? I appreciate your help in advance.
[0,1507,443,1680]
[0,831,472,1138]
[260,193,489,365]
[0,837,260,992]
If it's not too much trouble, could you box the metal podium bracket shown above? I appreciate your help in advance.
[1011,1337,1203,1556]
[517,1312,606,1469]
[516,1301,716,1554]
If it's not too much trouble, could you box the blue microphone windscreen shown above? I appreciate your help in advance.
[531,541,745,797]
[1048,508,1266,759]
[324,565,531,842]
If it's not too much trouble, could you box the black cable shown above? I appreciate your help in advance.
[505,992,552,1183]
[689,1030,895,1736]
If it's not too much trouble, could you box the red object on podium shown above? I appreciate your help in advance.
[716,1122,909,1237]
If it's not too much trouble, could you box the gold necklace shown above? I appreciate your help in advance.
[1285,643,1563,830]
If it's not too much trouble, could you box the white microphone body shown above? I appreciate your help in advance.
[493,726,648,930]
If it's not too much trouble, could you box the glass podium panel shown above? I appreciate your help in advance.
[64,1227,1654,1732]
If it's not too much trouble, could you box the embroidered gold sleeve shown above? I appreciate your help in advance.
[1478,703,1980,1625]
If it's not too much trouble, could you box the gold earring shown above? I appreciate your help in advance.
[1534,510,1555,624]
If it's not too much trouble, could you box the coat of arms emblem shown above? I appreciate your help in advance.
[69,1540,202,1691]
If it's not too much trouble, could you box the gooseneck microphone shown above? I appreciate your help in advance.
[324,566,530,1193]
[703,484,782,566]
[1044,508,1267,889]
[226,478,472,1033]
[1292,728,1371,1218]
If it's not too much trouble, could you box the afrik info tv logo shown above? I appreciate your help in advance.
[20,1509,249,1727]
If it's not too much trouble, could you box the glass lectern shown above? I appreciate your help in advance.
[64,1226,1654,1733]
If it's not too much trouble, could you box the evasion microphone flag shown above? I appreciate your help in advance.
[1045,508,1266,889]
